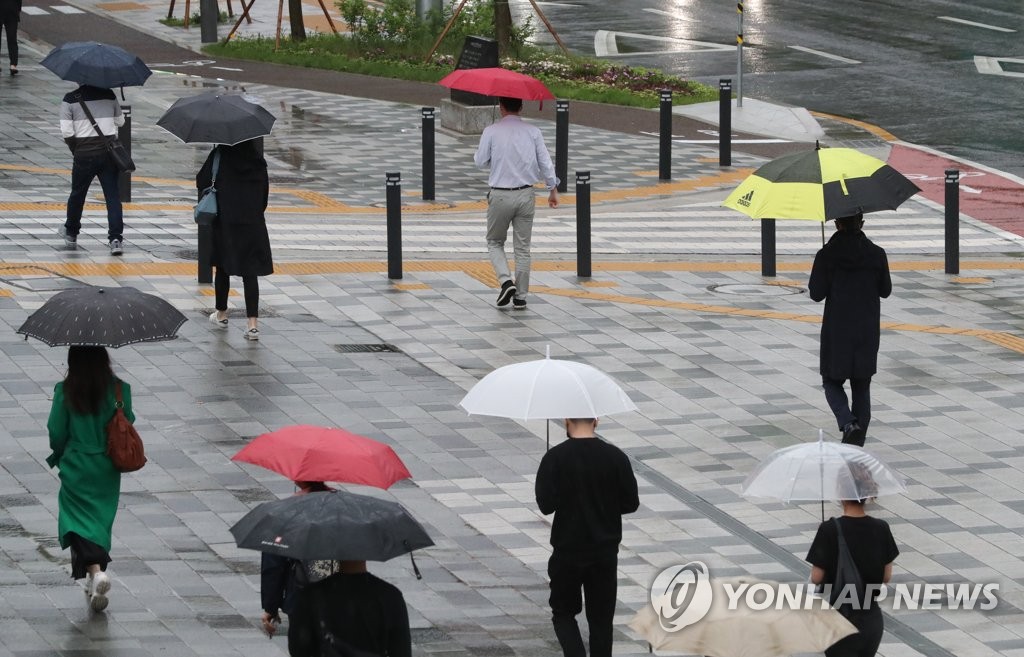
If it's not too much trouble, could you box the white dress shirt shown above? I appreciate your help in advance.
[474,115,559,190]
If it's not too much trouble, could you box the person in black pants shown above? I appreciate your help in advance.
[806,481,898,657]
[536,417,639,657]
[0,0,19,76]
[196,138,273,341]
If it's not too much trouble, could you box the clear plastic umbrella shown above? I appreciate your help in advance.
[741,429,907,513]
[459,345,637,448]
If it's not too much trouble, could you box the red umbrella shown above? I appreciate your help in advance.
[438,67,554,101]
[231,425,412,489]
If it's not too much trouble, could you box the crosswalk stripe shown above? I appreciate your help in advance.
[52,5,86,12]
[21,6,49,14]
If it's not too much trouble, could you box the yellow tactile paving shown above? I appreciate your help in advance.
[951,277,992,284]
[579,280,618,288]
[198,288,237,296]
[392,283,431,291]
[0,289,12,297]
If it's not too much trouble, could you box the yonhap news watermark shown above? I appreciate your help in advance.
[651,561,1000,632]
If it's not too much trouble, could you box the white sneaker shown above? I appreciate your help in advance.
[244,327,260,341]
[57,226,77,249]
[209,311,228,329]
[109,239,123,256]
[89,571,110,611]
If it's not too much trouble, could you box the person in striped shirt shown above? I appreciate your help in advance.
[59,85,126,255]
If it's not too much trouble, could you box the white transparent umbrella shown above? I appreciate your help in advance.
[630,576,857,657]
[741,429,907,519]
[459,346,637,448]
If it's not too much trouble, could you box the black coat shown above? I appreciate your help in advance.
[0,0,21,17]
[196,141,273,277]
[808,229,891,380]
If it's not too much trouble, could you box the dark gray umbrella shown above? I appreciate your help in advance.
[41,41,152,89]
[157,93,276,145]
[229,491,434,563]
[16,286,187,348]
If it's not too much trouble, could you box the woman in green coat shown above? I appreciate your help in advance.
[46,346,134,612]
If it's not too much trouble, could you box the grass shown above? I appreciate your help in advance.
[160,11,230,27]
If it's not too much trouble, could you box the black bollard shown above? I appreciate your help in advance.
[197,222,213,284]
[761,218,776,277]
[386,172,403,280]
[421,107,435,201]
[555,100,569,193]
[719,79,732,167]
[576,171,591,278]
[200,0,218,42]
[118,105,132,203]
[945,169,959,275]
[659,90,672,180]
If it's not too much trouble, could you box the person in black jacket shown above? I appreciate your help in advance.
[808,213,891,446]
[288,560,411,657]
[535,417,639,657]
[197,138,273,341]
[0,0,19,75]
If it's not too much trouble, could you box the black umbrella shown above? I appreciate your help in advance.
[157,93,276,145]
[230,491,434,564]
[41,41,152,89]
[16,286,187,348]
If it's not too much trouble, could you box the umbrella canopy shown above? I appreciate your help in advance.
[231,425,412,489]
[229,490,434,562]
[630,576,857,657]
[741,430,908,502]
[723,145,920,221]
[438,67,554,101]
[459,347,637,421]
[41,41,152,88]
[157,92,277,145]
[16,286,187,348]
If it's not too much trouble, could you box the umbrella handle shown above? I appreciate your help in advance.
[408,547,422,580]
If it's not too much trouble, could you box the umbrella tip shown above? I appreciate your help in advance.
[545,344,550,358]
[818,428,824,442]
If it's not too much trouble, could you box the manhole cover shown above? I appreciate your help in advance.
[333,344,403,353]
[709,283,804,296]
[175,248,200,260]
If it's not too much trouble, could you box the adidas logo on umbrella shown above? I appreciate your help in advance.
[736,190,754,207]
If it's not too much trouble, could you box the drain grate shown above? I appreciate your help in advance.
[333,343,402,354]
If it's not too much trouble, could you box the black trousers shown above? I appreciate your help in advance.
[0,13,16,68]
[548,551,618,657]
[823,376,871,435]
[215,269,259,317]
[826,608,884,657]
[66,532,110,580]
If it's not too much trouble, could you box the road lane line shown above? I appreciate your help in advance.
[787,45,861,64]
[938,16,1015,32]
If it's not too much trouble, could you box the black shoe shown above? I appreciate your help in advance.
[842,422,865,447]
[9,67,17,76]
[512,298,527,309]
[496,280,516,306]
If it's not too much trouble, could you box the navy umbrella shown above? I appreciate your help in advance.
[41,41,152,89]
[16,286,187,348]
[230,491,434,565]
[157,92,277,145]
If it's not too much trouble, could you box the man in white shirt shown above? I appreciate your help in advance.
[474,97,559,309]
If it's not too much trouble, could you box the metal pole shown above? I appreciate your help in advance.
[576,171,591,278]
[719,80,732,167]
[736,1,744,107]
[421,107,435,201]
[386,172,403,280]
[659,89,672,181]
[945,169,960,275]
[761,218,776,277]
[555,100,569,193]
[200,0,218,42]
[117,105,132,203]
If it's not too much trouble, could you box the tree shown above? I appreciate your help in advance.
[289,0,307,41]
[493,0,512,55]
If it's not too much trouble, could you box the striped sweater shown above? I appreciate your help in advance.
[60,86,125,157]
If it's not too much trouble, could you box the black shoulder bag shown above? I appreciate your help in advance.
[76,96,136,173]
[832,517,866,618]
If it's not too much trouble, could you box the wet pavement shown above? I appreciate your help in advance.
[1,3,1024,657]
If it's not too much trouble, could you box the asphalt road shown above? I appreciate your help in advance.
[526,0,1024,176]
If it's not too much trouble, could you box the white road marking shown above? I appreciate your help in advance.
[210,66,244,71]
[974,56,1024,78]
[21,6,49,14]
[938,16,1015,32]
[594,30,731,57]
[642,8,693,20]
[787,45,861,64]
[535,1,582,7]
[638,131,790,144]
[52,5,85,13]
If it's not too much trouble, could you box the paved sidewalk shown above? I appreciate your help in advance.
[1,6,1024,657]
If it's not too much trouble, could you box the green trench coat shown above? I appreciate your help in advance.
[46,381,134,552]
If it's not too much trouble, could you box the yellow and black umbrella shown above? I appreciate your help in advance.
[723,145,920,221]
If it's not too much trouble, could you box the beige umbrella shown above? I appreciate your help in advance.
[629,576,856,657]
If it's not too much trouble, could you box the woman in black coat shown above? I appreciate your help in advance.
[808,213,891,445]
[197,138,273,341]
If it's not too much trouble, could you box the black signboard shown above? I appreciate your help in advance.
[452,36,499,106]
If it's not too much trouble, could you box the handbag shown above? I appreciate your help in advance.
[195,148,221,225]
[105,381,147,473]
[77,97,136,173]
[831,517,865,617]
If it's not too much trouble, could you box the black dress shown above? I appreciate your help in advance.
[196,140,273,277]
[807,515,899,657]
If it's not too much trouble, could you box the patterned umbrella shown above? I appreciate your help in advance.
[16,286,187,348]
